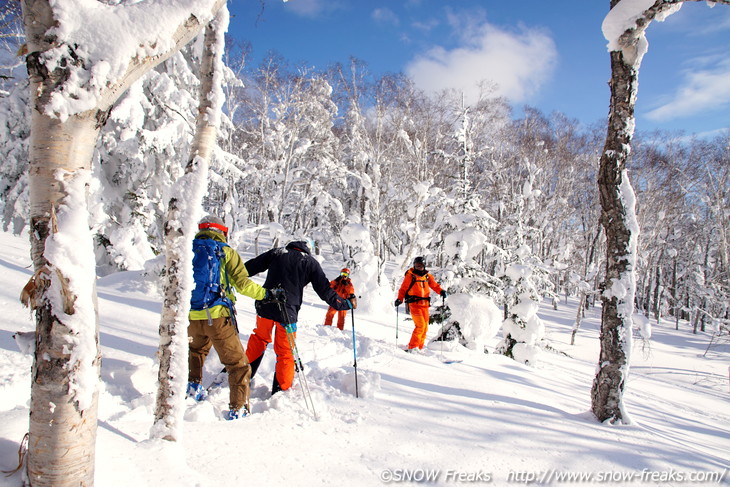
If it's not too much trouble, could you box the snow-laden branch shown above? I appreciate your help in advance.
[602,0,730,67]
[26,0,225,120]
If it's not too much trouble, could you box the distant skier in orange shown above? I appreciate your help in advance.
[394,257,446,351]
[323,268,356,330]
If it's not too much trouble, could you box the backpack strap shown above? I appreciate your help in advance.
[215,243,238,331]
[404,271,431,304]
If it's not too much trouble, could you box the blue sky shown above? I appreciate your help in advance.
[227,0,730,136]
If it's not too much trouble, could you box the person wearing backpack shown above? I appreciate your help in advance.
[323,267,357,330]
[244,241,354,394]
[187,215,267,420]
[394,256,447,352]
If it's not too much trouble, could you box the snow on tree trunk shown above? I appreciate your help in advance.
[570,292,586,346]
[20,0,226,481]
[26,112,102,487]
[23,3,103,484]
[151,159,208,442]
[592,0,655,424]
[152,7,228,441]
[590,0,730,424]
[591,43,639,426]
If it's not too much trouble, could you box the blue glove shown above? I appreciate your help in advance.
[440,291,448,298]
[394,299,402,307]
[282,322,297,333]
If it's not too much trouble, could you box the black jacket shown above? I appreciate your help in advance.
[245,241,349,323]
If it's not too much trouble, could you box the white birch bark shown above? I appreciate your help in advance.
[152,6,228,441]
[21,0,225,483]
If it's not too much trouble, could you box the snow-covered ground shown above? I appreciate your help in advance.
[0,230,728,487]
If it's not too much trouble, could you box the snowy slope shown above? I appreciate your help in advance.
[0,230,728,487]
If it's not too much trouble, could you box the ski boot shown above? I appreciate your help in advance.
[186,381,208,401]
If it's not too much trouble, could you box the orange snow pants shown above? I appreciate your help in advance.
[324,307,348,330]
[408,302,430,350]
[245,315,297,391]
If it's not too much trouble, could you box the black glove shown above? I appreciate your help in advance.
[336,297,352,311]
[264,287,286,303]
[440,291,448,298]
[394,299,402,307]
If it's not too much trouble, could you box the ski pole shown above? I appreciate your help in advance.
[275,297,318,419]
[438,295,445,358]
[283,325,317,417]
[395,304,400,347]
[350,305,359,398]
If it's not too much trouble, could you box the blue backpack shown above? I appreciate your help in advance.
[191,238,233,313]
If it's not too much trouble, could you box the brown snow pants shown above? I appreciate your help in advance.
[188,316,251,410]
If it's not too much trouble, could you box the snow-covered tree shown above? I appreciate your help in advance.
[285,74,346,241]
[92,50,199,273]
[235,62,346,243]
[19,0,224,483]
[1,6,239,274]
[589,0,730,424]
[340,222,392,314]
[428,94,503,350]
[0,1,29,235]
[153,6,228,442]
[496,247,547,365]
[0,76,29,234]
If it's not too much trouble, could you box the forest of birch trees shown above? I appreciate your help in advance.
[1,1,728,484]
[0,3,727,336]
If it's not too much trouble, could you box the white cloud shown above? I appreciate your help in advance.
[646,60,730,121]
[372,8,399,27]
[404,22,557,104]
[284,0,342,19]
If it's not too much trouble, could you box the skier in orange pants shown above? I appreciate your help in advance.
[244,241,354,394]
[246,315,299,391]
[324,268,356,330]
[394,256,447,351]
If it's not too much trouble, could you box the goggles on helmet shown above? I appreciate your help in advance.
[198,221,229,235]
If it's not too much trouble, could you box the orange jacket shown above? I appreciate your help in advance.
[330,276,355,299]
[397,269,443,304]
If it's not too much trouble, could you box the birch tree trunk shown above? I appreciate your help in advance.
[152,7,228,442]
[570,292,586,346]
[25,77,104,487]
[591,0,644,425]
[572,226,601,344]
[591,0,730,424]
[21,0,225,483]
[652,248,664,322]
